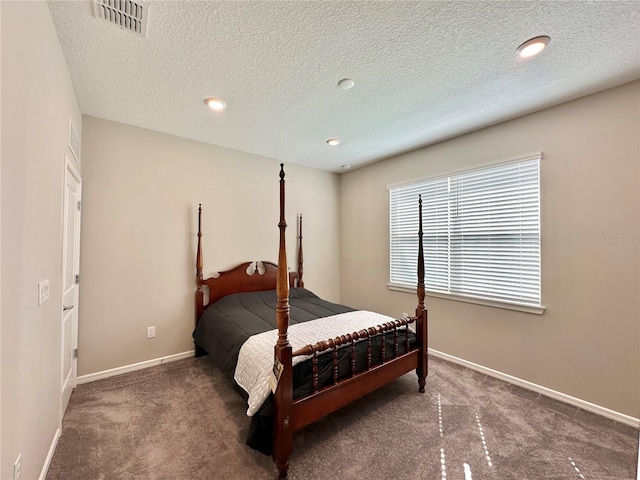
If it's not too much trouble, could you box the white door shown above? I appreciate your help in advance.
[61,158,81,417]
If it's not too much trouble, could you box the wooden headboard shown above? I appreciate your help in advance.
[195,205,301,326]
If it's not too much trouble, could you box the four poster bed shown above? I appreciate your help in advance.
[193,164,428,479]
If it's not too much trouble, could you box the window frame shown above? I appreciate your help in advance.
[388,152,545,315]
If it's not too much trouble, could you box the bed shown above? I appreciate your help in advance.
[193,164,428,479]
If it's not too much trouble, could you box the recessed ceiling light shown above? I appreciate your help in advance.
[326,138,340,146]
[341,164,351,170]
[205,97,226,111]
[516,36,550,58]
[338,78,355,90]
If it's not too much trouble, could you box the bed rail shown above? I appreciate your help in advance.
[292,317,415,362]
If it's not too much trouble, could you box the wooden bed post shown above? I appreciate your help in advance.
[297,214,304,288]
[273,164,293,479]
[194,204,209,357]
[196,204,204,326]
[415,195,428,392]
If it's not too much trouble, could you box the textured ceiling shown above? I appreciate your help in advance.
[48,1,640,172]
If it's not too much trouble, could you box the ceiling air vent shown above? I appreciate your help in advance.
[93,0,149,38]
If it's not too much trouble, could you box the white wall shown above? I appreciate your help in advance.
[340,81,640,418]
[78,116,341,376]
[1,2,82,479]
[0,2,3,471]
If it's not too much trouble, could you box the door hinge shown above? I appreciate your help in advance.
[77,200,82,211]
[75,274,80,284]
[73,348,78,359]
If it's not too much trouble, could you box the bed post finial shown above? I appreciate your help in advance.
[196,204,204,327]
[297,213,304,288]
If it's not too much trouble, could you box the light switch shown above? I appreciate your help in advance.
[38,280,50,306]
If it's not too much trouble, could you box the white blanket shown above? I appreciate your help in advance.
[234,310,402,416]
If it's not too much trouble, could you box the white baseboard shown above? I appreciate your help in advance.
[39,427,61,480]
[77,351,195,385]
[428,348,640,428]
[637,431,640,480]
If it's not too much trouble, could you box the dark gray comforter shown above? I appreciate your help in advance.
[193,287,355,380]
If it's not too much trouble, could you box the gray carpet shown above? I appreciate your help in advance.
[47,355,638,480]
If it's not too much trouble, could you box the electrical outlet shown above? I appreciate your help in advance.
[14,454,22,480]
[38,280,50,306]
[147,326,156,339]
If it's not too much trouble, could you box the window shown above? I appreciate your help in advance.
[389,153,541,310]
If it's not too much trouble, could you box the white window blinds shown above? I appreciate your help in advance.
[389,153,541,307]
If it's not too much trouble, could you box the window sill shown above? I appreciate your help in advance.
[387,283,546,315]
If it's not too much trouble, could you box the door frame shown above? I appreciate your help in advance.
[60,155,82,421]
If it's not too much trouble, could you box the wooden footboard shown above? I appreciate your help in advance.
[289,314,424,431]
